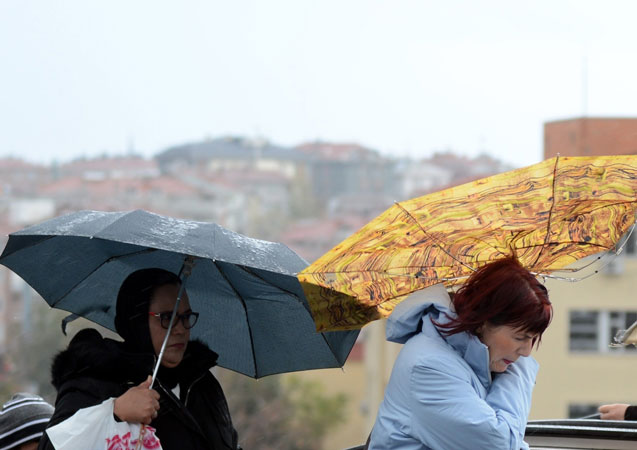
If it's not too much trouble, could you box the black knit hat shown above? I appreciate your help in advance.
[0,393,54,449]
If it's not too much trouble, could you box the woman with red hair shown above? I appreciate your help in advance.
[368,256,552,450]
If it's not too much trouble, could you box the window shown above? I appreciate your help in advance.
[569,310,598,351]
[569,310,637,353]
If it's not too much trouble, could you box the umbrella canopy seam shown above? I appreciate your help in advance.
[213,260,259,378]
[535,155,560,268]
[240,266,345,361]
[393,201,478,274]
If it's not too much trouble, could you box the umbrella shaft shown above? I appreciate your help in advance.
[150,259,195,389]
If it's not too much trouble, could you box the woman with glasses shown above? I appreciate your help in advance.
[38,268,239,450]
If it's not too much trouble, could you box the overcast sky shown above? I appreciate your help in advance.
[2,1,637,167]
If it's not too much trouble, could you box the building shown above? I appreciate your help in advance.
[536,116,637,419]
[156,136,304,179]
[295,142,399,205]
[533,249,637,419]
[544,117,637,158]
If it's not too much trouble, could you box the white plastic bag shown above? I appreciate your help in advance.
[46,398,162,450]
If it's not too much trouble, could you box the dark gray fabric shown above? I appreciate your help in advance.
[0,209,360,378]
[0,393,53,449]
[626,405,637,420]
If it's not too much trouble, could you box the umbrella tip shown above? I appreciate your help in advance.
[61,313,80,335]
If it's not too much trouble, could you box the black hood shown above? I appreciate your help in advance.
[114,268,182,355]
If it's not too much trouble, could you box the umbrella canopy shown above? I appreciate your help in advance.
[298,155,637,331]
[0,209,359,378]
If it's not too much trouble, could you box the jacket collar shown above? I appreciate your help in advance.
[386,284,492,388]
[431,313,492,388]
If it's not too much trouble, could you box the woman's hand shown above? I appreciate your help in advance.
[113,375,160,425]
[599,403,629,420]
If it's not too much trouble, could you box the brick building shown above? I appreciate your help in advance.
[544,117,637,158]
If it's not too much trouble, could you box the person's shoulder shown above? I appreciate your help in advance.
[51,328,144,390]
[402,327,448,354]
[407,330,481,378]
[52,329,106,388]
[401,332,462,368]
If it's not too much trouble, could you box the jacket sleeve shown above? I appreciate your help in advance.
[625,405,637,420]
[407,355,538,450]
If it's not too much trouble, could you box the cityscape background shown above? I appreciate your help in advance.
[3,1,637,447]
[1,116,637,449]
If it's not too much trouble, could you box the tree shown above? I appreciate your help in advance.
[4,299,70,403]
[217,369,348,450]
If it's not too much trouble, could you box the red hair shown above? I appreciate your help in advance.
[437,256,552,346]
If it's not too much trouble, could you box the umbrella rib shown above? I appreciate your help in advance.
[392,201,478,273]
[533,155,560,267]
[239,266,344,365]
[213,261,260,378]
[0,235,58,260]
[239,266,303,299]
[516,240,609,250]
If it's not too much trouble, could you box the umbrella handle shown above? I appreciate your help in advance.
[135,424,147,450]
[149,256,197,389]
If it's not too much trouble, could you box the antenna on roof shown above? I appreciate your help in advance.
[581,54,588,118]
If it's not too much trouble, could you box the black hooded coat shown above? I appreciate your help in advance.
[38,269,239,450]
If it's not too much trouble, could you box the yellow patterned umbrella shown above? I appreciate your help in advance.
[298,155,637,331]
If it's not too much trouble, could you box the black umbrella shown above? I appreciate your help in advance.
[0,209,359,378]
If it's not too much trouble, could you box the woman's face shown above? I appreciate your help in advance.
[478,323,536,373]
[148,283,191,368]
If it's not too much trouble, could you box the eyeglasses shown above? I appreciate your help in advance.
[148,311,199,330]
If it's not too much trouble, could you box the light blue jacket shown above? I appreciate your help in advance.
[368,284,538,450]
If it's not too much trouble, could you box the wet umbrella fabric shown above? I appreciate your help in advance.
[0,209,359,378]
[299,155,637,331]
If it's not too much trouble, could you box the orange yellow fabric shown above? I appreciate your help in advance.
[298,155,637,331]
